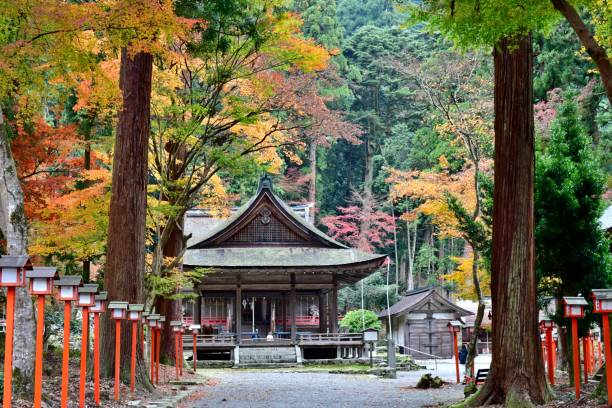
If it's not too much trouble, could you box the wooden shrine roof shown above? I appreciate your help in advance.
[379,287,473,318]
[184,175,386,282]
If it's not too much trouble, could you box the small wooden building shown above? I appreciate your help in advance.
[379,288,473,358]
[182,175,386,363]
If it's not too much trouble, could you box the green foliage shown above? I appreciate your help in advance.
[535,95,612,332]
[336,0,403,34]
[339,309,382,333]
[146,267,210,300]
[339,271,399,311]
[404,0,558,48]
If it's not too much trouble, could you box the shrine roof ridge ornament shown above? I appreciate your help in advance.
[257,174,273,193]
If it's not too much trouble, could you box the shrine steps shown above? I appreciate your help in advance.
[234,346,301,367]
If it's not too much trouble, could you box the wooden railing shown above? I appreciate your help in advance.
[298,333,364,345]
[183,334,236,348]
[182,316,334,327]
[181,332,364,348]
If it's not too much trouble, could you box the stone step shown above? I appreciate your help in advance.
[238,346,298,365]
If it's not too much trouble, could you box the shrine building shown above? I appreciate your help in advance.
[181,175,386,364]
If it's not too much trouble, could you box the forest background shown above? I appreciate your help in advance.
[0,0,611,390]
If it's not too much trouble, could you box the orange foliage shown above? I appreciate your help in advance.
[388,160,492,238]
[11,118,81,218]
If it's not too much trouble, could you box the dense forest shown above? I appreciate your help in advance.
[251,0,611,312]
[0,0,611,403]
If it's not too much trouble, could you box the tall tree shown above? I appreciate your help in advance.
[536,96,612,373]
[0,107,36,396]
[408,0,558,404]
[550,0,612,103]
[101,47,152,381]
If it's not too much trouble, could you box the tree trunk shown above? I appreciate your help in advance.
[155,223,183,363]
[473,34,551,406]
[0,106,36,397]
[308,140,317,219]
[363,136,375,203]
[406,221,416,291]
[100,48,152,388]
[550,0,612,104]
[465,248,484,378]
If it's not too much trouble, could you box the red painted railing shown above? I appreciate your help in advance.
[181,315,342,327]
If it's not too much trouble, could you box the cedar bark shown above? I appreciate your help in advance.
[0,106,36,396]
[473,34,550,406]
[550,0,612,104]
[100,48,152,387]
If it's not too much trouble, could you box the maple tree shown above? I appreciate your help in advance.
[320,192,395,253]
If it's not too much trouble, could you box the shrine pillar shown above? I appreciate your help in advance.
[290,273,297,341]
[235,278,242,344]
[193,294,202,326]
[318,291,327,334]
[330,279,338,333]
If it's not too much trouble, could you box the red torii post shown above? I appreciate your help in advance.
[591,290,612,407]
[562,296,588,400]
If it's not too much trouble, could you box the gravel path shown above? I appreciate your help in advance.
[191,369,465,408]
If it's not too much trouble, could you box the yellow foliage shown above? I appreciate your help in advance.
[388,166,478,238]
[444,255,491,301]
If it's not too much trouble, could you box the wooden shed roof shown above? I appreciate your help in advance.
[378,287,473,318]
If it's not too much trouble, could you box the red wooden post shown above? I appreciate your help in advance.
[545,327,554,385]
[115,319,121,400]
[79,307,89,408]
[598,338,602,369]
[0,256,31,408]
[108,301,128,401]
[193,331,198,372]
[447,320,461,384]
[602,314,612,407]
[156,327,161,384]
[89,291,107,407]
[175,331,180,379]
[93,313,100,405]
[61,301,72,408]
[33,295,45,408]
[131,320,137,393]
[150,328,155,382]
[572,318,581,398]
[179,328,184,376]
[583,337,590,383]
[2,287,15,408]
[552,339,557,371]
[55,274,82,408]
[127,304,144,394]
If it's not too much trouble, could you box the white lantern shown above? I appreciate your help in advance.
[0,255,31,287]
[27,267,58,296]
[55,275,82,301]
[108,301,129,320]
[128,304,144,321]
